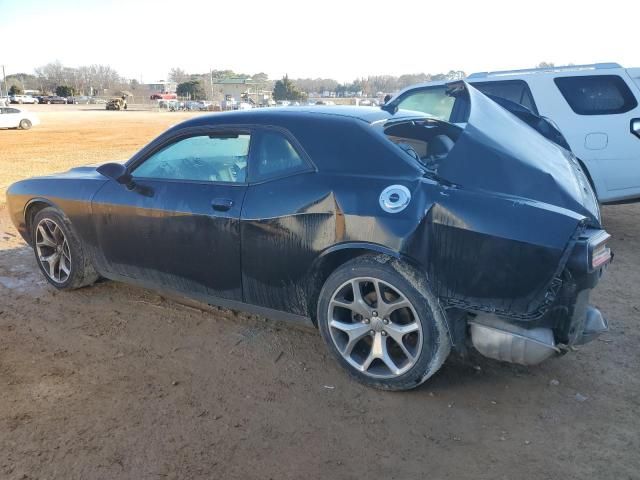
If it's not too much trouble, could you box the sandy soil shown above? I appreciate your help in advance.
[0,109,639,479]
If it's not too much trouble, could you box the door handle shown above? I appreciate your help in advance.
[211,198,234,211]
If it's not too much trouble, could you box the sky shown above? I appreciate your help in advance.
[0,0,638,82]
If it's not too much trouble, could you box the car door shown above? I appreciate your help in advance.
[240,127,320,315]
[91,127,251,301]
[0,107,19,128]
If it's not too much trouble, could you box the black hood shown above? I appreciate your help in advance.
[437,82,600,225]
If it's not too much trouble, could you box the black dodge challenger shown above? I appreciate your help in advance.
[7,82,612,390]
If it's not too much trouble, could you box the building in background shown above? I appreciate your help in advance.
[212,77,272,106]
[143,80,177,94]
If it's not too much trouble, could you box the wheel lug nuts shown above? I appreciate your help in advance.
[369,330,375,335]
[372,311,378,317]
[381,331,387,336]
[363,318,370,324]
[383,319,389,324]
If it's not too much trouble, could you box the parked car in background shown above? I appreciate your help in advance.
[7,86,611,390]
[42,96,67,104]
[89,97,107,104]
[185,101,205,111]
[66,96,92,104]
[386,63,640,203]
[0,107,40,129]
[10,94,38,104]
[221,99,237,110]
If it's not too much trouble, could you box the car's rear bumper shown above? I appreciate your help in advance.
[469,226,612,365]
[559,227,612,345]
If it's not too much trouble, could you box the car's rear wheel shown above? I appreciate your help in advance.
[32,207,99,290]
[317,256,451,390]
[19,119,32,130]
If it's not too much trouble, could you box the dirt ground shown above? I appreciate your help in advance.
[0,108,639,480]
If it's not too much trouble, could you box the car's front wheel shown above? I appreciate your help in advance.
[32,207,99,290]
[19,119,32,130]
[317,256,451,390]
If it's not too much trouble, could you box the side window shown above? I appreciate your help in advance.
[132,133,250,183]
[396,86,455,121]
[471,80,538,114]
[554,75,638,115]
[250,130,308,182]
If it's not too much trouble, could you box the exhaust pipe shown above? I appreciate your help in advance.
[470,315,559,366]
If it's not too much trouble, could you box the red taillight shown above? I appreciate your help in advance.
[592,242,612,269]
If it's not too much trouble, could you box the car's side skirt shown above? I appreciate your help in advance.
[102,271,316,328]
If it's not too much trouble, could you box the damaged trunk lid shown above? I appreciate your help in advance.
[440,82,600,224]
[390,82,600,225]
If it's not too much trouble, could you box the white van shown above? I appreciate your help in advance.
[389,63,640,203]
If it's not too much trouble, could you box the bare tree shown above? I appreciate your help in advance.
[34,61,125,95]
[168,67,189,83]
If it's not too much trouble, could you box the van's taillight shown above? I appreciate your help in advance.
[632,119,640,139]
[591,239,612,269]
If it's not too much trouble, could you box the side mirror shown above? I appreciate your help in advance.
[632,118,640,139]
[97,162,131,185]
[96,162,153,197]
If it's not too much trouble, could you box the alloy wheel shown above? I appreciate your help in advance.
[328,277,423,378]
[35,218,71,284]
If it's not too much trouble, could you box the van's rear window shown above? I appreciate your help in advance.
[554,75,638,115]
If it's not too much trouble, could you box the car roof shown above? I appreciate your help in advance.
[178,106,429,129]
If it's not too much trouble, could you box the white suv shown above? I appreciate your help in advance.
[388,63,640,203]
[9,94,39,104]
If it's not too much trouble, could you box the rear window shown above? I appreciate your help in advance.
[395,86,455,121]
[554,75,638,115]
[470,80,538,114]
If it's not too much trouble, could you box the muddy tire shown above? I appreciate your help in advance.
[31,207,99,290]
[19,119,32,130]
[317,255,450,391]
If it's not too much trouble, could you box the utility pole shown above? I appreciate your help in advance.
[209,69,214,101]
[2,65,8,97]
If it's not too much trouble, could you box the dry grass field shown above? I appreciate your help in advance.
[0,106,199,202]
[0,106,639,479]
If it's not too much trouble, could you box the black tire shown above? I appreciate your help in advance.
[317,255,451,391]
[19,119,32,130]
[31,207,99,290]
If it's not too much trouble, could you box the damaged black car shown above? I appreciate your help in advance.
[7,82,612,390]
